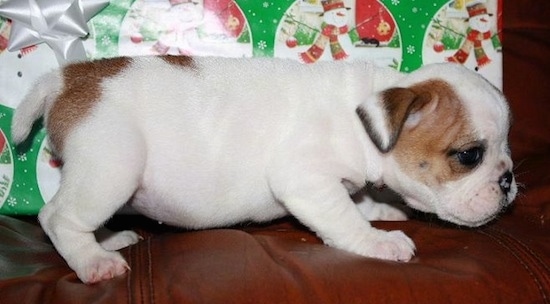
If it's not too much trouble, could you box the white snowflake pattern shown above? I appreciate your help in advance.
[391,0,400,5]
[406,45,415,54]
[7,196,17,207]
[96,15,121,29]
[17,153,27,162]
[263,2,270,8]
[257,40,267,50]
[101,35,112,46]
[0,113,5,119]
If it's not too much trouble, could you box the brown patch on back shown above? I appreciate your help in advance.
[391,79,477,186]
[161,55,195,68]
[47,57,132,153]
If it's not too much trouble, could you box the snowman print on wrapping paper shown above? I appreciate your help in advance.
[0,22,59,107]
[152,0,203,55]
[447,1,501,70]
[124,0,250,57]
[280,0,399,66]
[299,0,356,63]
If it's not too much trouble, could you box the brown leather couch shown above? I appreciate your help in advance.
[0,1,548,303]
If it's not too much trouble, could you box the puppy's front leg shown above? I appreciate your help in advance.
[271,175,415,261]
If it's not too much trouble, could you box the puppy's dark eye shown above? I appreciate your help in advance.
[456,147,484,167]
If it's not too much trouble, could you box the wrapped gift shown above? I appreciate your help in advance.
[0,0,503,215]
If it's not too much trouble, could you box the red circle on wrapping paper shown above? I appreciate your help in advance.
[203,0,246,38]
[0,129,5,155]
[355,0,396,44]
[0,129,13,210]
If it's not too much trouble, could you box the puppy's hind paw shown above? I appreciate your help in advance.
[360,230,416,262]
[355,198,409,221]
[74,251,130,284]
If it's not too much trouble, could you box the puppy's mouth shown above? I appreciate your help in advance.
[402,197,496,227]
[440,195,512,228]
[443,213,498,228]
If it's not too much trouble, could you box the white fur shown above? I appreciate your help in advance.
[12,57,516,283]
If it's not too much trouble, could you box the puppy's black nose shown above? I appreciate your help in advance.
[499,171,514,194]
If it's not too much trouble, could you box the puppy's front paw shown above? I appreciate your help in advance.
[73,250,130,284]
[359,230,415,262]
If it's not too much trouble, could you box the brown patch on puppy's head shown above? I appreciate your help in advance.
[47,57,132,153]
[389,80,481,187]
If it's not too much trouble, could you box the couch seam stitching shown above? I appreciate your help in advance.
[127,244,133,304]
[147,237,155,304]
[478,229,548,303]
[491,227,550,273]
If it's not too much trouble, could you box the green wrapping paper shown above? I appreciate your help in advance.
[0,0,503,215]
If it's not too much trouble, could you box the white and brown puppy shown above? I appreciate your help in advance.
[12,56,516,284]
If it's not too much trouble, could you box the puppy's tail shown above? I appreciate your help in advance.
[11,70,62,145]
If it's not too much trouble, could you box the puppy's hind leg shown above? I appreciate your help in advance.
[355,196,409,221]
[39,112,146,284]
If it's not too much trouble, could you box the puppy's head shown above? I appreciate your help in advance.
[357,63,516,227]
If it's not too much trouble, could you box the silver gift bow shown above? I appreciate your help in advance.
[0,0,109,64]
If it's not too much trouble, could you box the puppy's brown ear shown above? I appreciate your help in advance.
[356,87,437,153]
